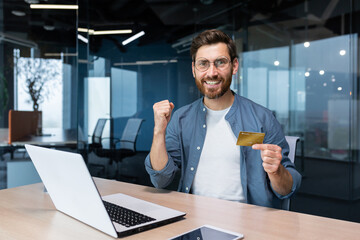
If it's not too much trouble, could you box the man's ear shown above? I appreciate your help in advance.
[232,58,239,75]
[192,62,196,78]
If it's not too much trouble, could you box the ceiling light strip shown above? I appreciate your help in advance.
[92,30,132,35]
[30,4,79,10]
[78,28,95,34]
[122,31,145,45]
[78,28,130,35]
[78,28,90,32]
[77,34,88,44]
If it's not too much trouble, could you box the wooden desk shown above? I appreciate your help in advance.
[0,128,77,147]
[1,178,359,240]
[0,128,77,160]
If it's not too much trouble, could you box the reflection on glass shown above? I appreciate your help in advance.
[111,68,137,118]
[86,76,110,140]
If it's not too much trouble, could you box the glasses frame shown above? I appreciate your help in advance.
[194,56,232,72]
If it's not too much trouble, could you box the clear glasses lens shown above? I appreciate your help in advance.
[195,57,230,71]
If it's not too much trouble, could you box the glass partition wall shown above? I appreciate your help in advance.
[235,1,360,215]
[74,0,360,222]
[0,0,78,190]
[0,1,78,138]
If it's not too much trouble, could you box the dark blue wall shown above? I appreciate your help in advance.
[94,38,197,151]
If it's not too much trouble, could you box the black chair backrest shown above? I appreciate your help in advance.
[92,119,108,146]
[120,118,144,151]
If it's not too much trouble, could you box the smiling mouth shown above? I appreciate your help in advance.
[205,80,221,85]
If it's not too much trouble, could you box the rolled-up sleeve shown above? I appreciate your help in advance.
[145,153,179,188]
[271,166,302,199]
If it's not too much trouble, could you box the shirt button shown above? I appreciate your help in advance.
[186,187,189,191]
[190,167,194,171]
[197,146,200,150]
[203,108,206,111]
[203,124,206,128]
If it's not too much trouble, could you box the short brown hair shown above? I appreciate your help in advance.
[190,29,237,62]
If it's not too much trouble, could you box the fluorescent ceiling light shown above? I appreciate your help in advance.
[77,34,88,44]
[78,28,94,33]
[78,28,129,35]
[44,53,78,57]
[122,31,145,45]
[30,4,79,10]
[114,59,177,66]
[93,30,132,35]
[78,28,89,32]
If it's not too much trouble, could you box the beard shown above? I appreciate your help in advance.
[195,69,233,99]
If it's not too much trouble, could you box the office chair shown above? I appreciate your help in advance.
[282,135,300,210]
[89,118,144,180]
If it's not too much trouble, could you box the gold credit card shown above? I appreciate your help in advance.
[236,131,265,146]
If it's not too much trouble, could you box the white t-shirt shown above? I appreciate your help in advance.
[192,106,245,202]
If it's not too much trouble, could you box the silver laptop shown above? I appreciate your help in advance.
[25,144,185,238]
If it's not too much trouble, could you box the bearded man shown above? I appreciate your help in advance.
[145,29,301,209]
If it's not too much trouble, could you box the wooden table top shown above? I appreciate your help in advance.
[1,178,359,240]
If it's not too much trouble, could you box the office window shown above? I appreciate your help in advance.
[240,35,356,162]
[242,46,290,130]
[86,77,110,143]
[15,55,63,128]
[291,35,355,161]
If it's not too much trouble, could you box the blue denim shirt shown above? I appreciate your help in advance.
[145,93,302,209]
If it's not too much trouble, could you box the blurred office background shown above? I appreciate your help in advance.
[1,0,360,223]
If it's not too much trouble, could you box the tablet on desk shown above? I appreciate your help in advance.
[168,225,244,240]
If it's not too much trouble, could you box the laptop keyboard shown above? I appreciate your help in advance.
[103,200,156,228]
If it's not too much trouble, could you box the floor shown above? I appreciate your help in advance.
[1,150,360,223]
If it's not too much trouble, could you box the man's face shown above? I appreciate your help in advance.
[192,42,238,99]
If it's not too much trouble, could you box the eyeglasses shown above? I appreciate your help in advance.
[194,56,231,72]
